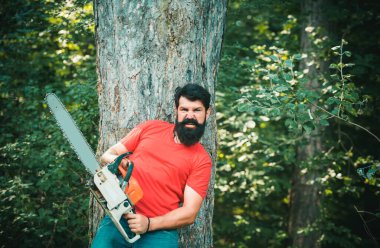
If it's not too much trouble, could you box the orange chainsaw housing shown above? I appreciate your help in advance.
[118,164,143,205]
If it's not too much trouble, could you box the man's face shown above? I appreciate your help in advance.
[174,96,211,146]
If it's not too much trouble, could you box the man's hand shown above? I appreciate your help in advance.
[100,142,130,167]
[121,158,132,169]
[125,213,149,235]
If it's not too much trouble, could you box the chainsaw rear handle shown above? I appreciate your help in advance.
[107,152,133,177]
[106,152,144,205]
[94,163,140,243]
[109,198,140,243]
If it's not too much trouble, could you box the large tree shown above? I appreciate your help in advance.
[289,0,327,247]
[89,0,227,247]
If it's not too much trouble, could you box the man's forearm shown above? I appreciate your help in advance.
[148,185,203,232]
[100,151,118,166]
[149,205,198,231]
[100,143,129,167]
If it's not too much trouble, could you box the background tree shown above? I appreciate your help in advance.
[90,1,226,247]
[215,0,380,247]
[288,0,327,246]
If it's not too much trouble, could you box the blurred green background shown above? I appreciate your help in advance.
[1,0,379,247]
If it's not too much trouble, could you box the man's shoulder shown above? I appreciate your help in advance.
[192,143,212,162]
[143,119,170,125]
[141,119,172,128]
[137,120,173,135]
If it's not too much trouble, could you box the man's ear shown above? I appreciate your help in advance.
[174,104,178,119]
[206,107,212,120]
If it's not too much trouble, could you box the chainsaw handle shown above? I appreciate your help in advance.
[94,166,140,243]
[108,152,132,175]
[124,162,133,182]
[108,199,140,243]
[122,204,140,242]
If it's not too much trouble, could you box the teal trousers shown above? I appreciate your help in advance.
[91,215,178,248]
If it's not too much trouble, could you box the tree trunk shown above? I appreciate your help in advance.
[89,1,227,247]
[288,0,327,247]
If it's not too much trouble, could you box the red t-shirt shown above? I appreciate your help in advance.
[120,120,212,217]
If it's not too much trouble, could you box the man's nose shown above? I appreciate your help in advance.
[186,111,196,119]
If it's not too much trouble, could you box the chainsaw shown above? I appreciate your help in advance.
[45,93,142,243]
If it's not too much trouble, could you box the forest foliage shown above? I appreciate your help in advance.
[1,0,379,247]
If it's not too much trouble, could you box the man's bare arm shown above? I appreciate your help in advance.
[100,142,129,166]
[151,185,203,229]
[126,185,204,234]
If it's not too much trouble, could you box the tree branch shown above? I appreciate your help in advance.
[308,101,380,143]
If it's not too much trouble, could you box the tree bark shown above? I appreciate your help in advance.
[89,1,227,247]
[288,0,327,247]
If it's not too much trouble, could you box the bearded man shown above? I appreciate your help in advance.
[91,83,212,248]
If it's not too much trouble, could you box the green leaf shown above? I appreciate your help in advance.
[303,123,314,134]
[270,55,279,62]
[299,77,309,84]
[330,74,340,80]
[326,97,337,105]
[283,73,293,82]
[238,103,251,112]
[329,63,338,69]
[320,114,329,119]
[296,91,306,100]
[269,74,280,83]
[366,169,377,180]
[344,51,352,57]
[319,119,329,126]
[285,119,297,129]
[284,60,294,68]
[331,108,339,115]
[293,54,302,60]
[285,103,295,110]
[275,85,289,92]
[270,108,281,116]
[297,103,306,111]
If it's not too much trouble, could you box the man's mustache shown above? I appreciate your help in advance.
[180,118,199,126]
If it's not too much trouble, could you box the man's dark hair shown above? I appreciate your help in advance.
[174,84,211,109]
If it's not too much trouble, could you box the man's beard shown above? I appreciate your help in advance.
[174,118,206,147]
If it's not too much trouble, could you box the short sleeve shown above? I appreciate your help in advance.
[120,123,146,151]
[186,150,212,199]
